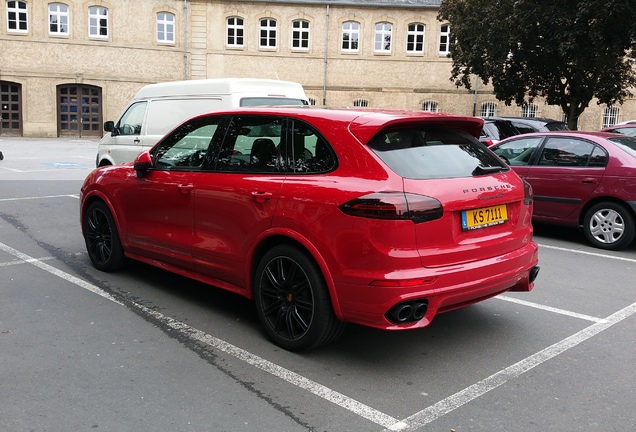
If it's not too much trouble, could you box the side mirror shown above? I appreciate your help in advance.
[104,121,115,132]
[133,150,153,178]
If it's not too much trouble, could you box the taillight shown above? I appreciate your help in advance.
[339,192,443,224]
[523,179,533,205]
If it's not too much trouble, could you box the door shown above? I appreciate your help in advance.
[57,84,103,137]
[0,81,22,136]
[102,101,148,163]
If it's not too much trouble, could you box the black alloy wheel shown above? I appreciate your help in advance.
[254,244,345,351]
[84,201,125,272]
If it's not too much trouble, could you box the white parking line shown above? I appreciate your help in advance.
[387,300,636,431]
[497,295,607,323]
[0,194,79,202]
[538,243,636,263]
[0,241,406,431]
[3,238,633,432]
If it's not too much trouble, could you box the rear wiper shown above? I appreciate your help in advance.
[472,165,504,176]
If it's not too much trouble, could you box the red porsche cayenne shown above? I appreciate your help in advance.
[80,107,539,351]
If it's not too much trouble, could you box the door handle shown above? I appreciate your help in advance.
[251,191,273,203]
[581,178,598,184]
[178,183,194,194]
[134,138,141,144]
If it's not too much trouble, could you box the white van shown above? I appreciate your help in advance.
[96,78,309,166]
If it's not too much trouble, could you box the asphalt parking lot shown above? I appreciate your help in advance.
[2,137,635,431]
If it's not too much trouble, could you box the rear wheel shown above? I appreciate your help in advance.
[254,244,345,351]
[83,201,126,271]
[583,202,635,250]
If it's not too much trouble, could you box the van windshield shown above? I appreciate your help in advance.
[240,97,308,107]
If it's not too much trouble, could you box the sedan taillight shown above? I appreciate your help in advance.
[339,192,443,224]
[523,179,533,205]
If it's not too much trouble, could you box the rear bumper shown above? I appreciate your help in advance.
[333,241,539,330]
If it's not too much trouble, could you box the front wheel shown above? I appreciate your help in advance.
[253,245,345,351]
[583,202,635,250]
[83,201,126,271]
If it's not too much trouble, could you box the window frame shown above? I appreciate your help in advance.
[603,106,620,128]
[521,104,538,118]
[374,21,392,54]
[48,2,69,36]
[226,16,244,48]
[421,100,439,112]
[7,0,28,34]
[156,11,175,44]
[88,5,108,39]
[480,102,498,117]
[291,19,310,51]
[353,98,369,108]
[259,18,277,50]
[439,24,451,55]
[406,22,425,55]
[341,21,360,53]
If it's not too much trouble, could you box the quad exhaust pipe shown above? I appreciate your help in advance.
[387,300,428,324]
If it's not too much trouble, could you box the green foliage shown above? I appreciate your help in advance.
[438,0,636,129]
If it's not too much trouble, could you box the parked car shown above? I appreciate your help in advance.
[479,117,521,145]
[601,124,636,137]
[491,131,636,250]
[80,107,539,351]
[498,117,569,134]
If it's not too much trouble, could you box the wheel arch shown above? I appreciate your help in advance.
[578,196,635,227]
[248,232,344,321]
[81,191,124,244]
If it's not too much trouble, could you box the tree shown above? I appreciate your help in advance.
[438,0,636,130]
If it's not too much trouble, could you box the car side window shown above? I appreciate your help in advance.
[538,138,594,167]
[213,116,284,173]
[153,117,222,170]
[285,120,337,173]
[588,146,608,167]
[116,101,147,136]
[492,137,542,166]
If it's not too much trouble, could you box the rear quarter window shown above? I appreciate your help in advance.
[368,127,507,179]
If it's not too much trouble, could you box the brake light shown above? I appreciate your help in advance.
[523,179,533,205]
[339,192,443,223]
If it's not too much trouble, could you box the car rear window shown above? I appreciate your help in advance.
[491,121,520,139]
[368,127,507,179]
[545,122,569,131]
[608,136,636,158]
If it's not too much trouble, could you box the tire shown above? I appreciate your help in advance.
[583,202,636,251]
[253,244,345,351]
[83,201,126,272]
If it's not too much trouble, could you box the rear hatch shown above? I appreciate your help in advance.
[364,122,533,268]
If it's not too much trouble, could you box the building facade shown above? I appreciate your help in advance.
[1,0,634,137]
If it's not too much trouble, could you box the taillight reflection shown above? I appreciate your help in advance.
[339,192,443,223]
[523,180,533,205]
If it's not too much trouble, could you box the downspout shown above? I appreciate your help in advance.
[183,0,188,80]
[323,5,329,105]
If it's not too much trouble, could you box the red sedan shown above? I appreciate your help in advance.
[80,107,539,351]
[491,131,636,250]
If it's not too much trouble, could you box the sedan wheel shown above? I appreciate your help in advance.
[254,245,345,351]
[583,202,636,250]
[84,201,125,271]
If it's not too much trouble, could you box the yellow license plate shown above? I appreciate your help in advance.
[461,204,508,230]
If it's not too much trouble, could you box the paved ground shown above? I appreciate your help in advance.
[1,136,635,431]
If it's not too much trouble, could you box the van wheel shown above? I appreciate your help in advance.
[254,245,345,351]
[83,201,126,271]
[583,202,635,250]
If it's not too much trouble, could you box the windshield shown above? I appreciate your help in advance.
[368,127,507,179]
[608,136,636,158]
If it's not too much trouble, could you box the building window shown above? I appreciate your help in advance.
[49,3,69,35]
[353,99,369,107]
[342,21,360,52]
[156,12,175,43]
[259,18,277,49]
[480,102,497,117]
[374,22,392,53]
[227,17,244,47]
[603,106,619,128]
[291,19,310,50]
[422,100,439,112]
[308,97,317,106]
[406,23,425,54]
[521,104,538,117]
[439,24,451,54]
[7,0,28,33]
[88,6,108,38]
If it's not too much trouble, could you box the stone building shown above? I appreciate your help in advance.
[0,0,634,137]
